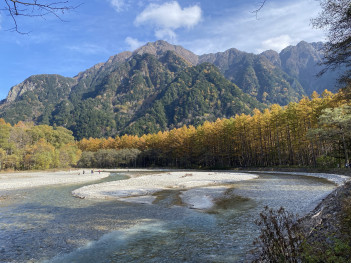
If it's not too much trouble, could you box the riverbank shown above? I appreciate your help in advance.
[301,180,351,257]
[0,169,346,262]
[241,166,351,177]
[72,171,259,209]
[248,170,350,186]
[0,169,109,191]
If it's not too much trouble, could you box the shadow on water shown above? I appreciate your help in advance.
[0,172,337,263]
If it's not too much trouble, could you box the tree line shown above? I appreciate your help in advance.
[77,90,351,169]
[1,90,349,171]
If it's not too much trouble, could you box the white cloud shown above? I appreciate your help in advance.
[109,0,129,12]
[125,37,144,51]
[134,1,202,40]
[259,35,293,53]
[181,0,325,55]
[155,28,177,42]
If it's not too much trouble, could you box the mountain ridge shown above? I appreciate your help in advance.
[0,40,342,139]
[4,40,339,104]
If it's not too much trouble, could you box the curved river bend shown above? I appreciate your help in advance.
[0,171,338,262]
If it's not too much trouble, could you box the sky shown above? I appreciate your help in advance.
[0,0,326,100]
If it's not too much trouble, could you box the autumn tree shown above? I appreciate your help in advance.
[309,105,351,166]
[0,148,6,170]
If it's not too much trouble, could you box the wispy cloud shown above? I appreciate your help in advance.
[134,1,202,41]
[125,37,144,51]
[182,0,325,55]
[66,43,109,55]
[109,0,129,12]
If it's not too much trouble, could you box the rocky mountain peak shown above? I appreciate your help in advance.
[260,50,281,67]
[106,51,133,66]
[134,40,199,66]
[280,41,322,77]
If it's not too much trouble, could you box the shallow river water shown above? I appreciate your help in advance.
[0,171,337,262]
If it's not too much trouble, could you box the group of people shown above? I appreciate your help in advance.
[78,170,101,175]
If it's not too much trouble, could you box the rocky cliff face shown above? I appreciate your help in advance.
[280,41,340,95]
[260,50,281,67]
[6,80,37,103]
[5,74,77,103]
[134,40,199,66]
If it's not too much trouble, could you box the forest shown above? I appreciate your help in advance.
[0,89,349,171]
[0,121,81,170]
[76,90,350,169]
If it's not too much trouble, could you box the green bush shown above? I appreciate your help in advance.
[316,155,338,168]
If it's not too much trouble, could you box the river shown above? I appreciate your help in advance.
[0,171,337,262]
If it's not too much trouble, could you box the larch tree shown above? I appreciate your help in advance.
[309,105,351,166]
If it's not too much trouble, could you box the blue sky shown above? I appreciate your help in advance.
[0,0,325,100]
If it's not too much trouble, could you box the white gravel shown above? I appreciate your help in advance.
[248,171,350,186]
[72,171,259,209]
[0,170,109,191]
[3,169,346,211]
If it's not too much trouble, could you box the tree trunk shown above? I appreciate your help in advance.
[341,130,349,167]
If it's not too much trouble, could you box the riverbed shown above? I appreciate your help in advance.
[0,170,344,262]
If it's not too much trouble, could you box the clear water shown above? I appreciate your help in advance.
[0,171,336,263]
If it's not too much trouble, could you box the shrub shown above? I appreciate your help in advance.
[316,155,338,168]
[253,206,304,263]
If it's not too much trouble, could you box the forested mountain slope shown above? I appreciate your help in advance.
[199,48,304,105]
[199,41,341,104]
[0,40,341,139]
[0,47,263,139]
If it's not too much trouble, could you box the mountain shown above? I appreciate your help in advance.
[123,62,261,135]
[0,74,77,123]
[279,41,340,95]
[199,48,304,105]
[199,41,341,105]
[0,45,263,139]
[0,40,342,139]
[134,40,199,65]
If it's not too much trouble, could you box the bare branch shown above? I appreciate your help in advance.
[311,0,351,87]
[252,0,267,19]
[1,0,80,33]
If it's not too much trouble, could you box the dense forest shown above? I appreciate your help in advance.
[1,89,349,171]
[76,90,350,169]
[0,121,81,170]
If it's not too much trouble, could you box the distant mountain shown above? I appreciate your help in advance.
[199,48,304,105]
[0,40,342,139]
[279,41,340,95]
[199,41,341,104]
